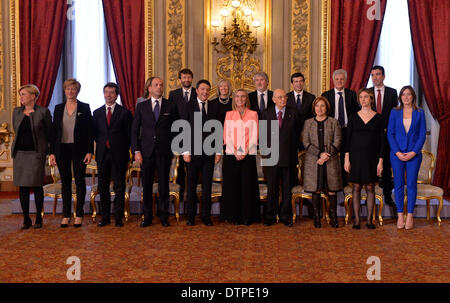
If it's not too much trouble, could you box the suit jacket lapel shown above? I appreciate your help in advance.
[145,99,156,124]
[409,109,417,137]
[109,104,120,127]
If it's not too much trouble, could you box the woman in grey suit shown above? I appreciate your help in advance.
[302,96,342,228]
[12,84,52,229]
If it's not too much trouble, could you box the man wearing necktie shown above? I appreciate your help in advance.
[261,89,300,227]
[286,73,316,208]
[93,83,132,227]
[132,77,179,227]
[183,80,222,226]
[248,72,274,118]
[321,69,359,186]
[168,69,197,207]
[369,66,398,208]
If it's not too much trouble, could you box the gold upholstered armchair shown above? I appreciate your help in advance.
[291,151,329,224]
[407,150,444,226]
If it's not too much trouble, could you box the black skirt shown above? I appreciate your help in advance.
[222,154,261,224]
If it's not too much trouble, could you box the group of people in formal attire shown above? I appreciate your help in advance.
[12,65,426,231]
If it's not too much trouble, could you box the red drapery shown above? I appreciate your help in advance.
[408,0,450,196]
[19,0,67,107]
[102,0,145,114]
[330,0,387,91]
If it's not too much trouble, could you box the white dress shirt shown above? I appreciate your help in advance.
[334,88,348,127]
[258,90,268,110]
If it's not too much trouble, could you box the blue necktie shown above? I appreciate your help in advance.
[184,91,189,103]
[154,100,160,121]
[296,94,302,111]
[337,92,345,127]
[259,93,265,113]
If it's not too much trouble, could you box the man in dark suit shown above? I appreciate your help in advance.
[249,71,274,118]
[168,68,197,208]
[321,69,359,186]
[131,77,179,227]
[287,72,316,135]
[183,80,222,226]
[262,89,300,227]
[369,65,398,208]
[93,83,132,227]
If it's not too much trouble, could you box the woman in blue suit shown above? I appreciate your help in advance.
[387,86,426,230]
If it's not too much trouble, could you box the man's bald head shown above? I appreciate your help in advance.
[273,89,287,110]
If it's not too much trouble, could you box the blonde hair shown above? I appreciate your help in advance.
[19,84,40,100]
[63,78,81,92]
[232,89,250,110]
[216,79,232,98]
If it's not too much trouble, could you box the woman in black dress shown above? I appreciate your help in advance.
[344,88,384,229]
[209,79,233,125]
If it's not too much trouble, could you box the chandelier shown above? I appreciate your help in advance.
[211,0,263,90]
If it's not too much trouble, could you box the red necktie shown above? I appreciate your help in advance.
[376,90,382,114]
[278,111,283,128]
[106,107,112,148]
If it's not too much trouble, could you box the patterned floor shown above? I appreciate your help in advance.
[0,207,448,283]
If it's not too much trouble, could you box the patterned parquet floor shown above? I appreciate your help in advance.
[0,203,448,283]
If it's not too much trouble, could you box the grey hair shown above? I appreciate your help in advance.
[253,71,269,82]
[332,69,347,81]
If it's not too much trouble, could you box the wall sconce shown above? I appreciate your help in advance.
[211,0,263,89]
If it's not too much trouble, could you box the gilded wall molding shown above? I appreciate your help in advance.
[0,3,4,112]
[320,0,330,92]
[9,0,20,109]
[290,0,311,91]
[166,0,186,92]
[144,0,154,81]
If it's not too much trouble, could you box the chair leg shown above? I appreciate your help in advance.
[322,195,330,224]
[291,196,297,223]
[124,193,130,222]
[344,195,350,225]
[378,195,384,226]
[90,196,97,223]
[174,193,180,223]
[73,196,77,218]
[403,195,407,217]
[437,197,443,226]
[426,199,430,221]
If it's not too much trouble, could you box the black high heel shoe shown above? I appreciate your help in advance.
[366,222,376,229]
[74,217,83,228]
[352,223,360,229]
[60,217,71,228]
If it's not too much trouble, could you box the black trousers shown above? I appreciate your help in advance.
[176,157,187,201]
[141,152,171,222]
[19,186,43,223]
[222,155,261,224]
[186,155,214,220]
[97,149,128,222]
[265,166,292,223]
[57,143,87,218]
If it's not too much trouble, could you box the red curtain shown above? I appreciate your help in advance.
[330,0,387,91]
[102,0,145,114]
[408,0,450,196]
[19,0,67,107]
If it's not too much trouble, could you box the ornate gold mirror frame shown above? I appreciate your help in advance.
[321,0,330,93]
